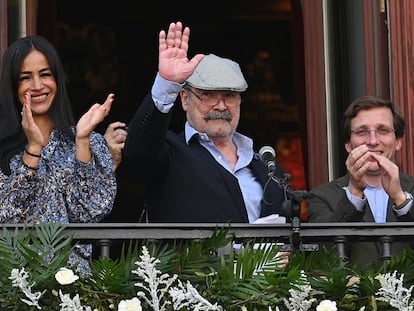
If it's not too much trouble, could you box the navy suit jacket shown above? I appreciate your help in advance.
[124,93,286,223]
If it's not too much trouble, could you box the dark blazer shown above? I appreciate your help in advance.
[124,94,286,223]
[307,174,414,268]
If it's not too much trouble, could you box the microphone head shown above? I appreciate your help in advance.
[258,145,276,162]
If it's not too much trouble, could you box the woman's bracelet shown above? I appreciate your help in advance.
[25,149,41,158]
[22,160,39,171]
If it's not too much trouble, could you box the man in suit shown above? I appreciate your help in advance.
[307,95,414,268]
[124,21,285,223]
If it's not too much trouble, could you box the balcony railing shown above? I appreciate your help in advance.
[2,221,414,264]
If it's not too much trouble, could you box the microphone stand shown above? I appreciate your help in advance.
[270,173,310,251]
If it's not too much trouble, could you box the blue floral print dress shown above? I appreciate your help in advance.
[0,128,117,276]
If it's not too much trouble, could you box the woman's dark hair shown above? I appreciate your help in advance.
[341,95,405,143]
[0,35,75,175]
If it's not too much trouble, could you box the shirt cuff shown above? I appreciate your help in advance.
[344,186,366,211]
[151,73,183,113]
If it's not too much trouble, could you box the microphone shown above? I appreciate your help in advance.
[259,145,276,176]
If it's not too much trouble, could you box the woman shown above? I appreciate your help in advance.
[0,35,117,276]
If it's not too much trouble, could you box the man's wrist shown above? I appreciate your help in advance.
[347,185,365,199]
[394,191,413,210]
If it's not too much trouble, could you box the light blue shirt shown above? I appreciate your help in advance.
[345,185,412,222]
[150,73,264,223]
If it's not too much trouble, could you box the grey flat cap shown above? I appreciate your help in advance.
[185,54,248,92]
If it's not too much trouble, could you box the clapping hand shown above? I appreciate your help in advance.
[76,93,115,140]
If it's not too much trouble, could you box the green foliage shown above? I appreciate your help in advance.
[0,224,73,310]
[211,240,292,310]
[383,247,414,285]
[0,224,413,310]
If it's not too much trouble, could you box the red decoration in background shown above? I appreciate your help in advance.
[276,136,308,221]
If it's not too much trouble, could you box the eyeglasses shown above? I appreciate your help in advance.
[185,88,241,107]
[351,126,396,139]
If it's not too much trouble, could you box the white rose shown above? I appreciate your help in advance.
[316,299,337,311]
[118,297,142,311]
[55,267,79,285]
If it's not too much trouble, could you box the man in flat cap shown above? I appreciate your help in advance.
[124,21,285,223]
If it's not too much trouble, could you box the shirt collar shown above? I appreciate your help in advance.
[184,121,254,162]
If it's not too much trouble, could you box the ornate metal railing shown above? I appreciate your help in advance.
[3,222,414,264]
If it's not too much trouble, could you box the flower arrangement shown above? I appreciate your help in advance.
[1,224,414,310]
